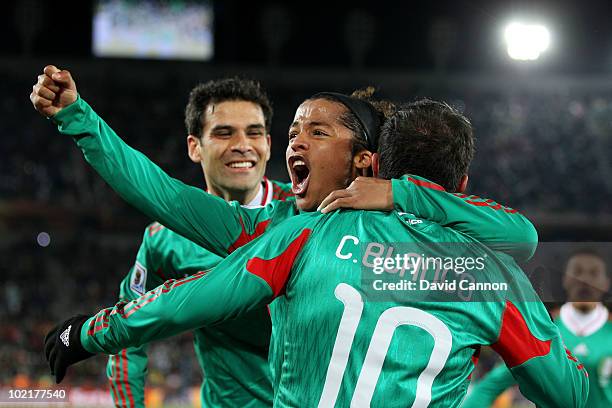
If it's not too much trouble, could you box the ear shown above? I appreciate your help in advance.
[456,174,469,193]
[353,149,373,176]
[187,135,202,163]
[372,153,380,178]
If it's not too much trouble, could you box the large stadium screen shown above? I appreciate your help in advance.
[93,0,214,60]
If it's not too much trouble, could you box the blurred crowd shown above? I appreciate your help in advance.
[0,235,203,403]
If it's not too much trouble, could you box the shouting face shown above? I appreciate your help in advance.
[287,98,371,211]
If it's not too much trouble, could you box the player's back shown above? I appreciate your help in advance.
[271,209,551,407]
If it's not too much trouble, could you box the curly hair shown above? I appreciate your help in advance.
[184,77,273,138]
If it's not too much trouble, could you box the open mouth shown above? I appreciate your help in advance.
[289,156,311,196]
[225,160,256,170]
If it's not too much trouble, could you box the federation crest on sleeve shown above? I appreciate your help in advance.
[130,261,148,295]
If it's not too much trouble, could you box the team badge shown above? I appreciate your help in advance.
[130,261,148,295]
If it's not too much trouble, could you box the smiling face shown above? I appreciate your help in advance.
[286,98,371,211]
[188,100,271,202]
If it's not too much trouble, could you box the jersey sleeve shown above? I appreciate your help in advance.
[79,218,314,355]
[391,175,538,262]
[51,97,279,257]
[461,364,516,408]
[106,226,166,408]
[489,300,589,408]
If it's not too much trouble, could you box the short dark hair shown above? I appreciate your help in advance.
[184,77,273,138]
[378,99,474,191]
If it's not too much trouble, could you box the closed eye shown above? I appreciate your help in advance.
[212,131,232,137]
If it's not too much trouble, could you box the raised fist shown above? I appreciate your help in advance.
[30,65,78,117]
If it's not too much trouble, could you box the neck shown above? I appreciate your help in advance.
[571,302,600,314]
[207,182,262,205]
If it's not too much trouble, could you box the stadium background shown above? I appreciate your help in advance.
[2,0,612,406]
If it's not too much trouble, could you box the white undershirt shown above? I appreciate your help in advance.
[242,179,273,208]
[559,302,609,337]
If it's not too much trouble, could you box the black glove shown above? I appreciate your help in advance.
[44,314,95,383]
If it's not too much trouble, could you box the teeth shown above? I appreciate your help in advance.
[228,162,254,168]
[293,160,305,167]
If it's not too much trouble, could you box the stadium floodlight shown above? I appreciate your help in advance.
[504,22,550,61]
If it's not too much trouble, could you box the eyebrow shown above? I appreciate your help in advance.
[289,121,331,128]
[211,125,234,132]
[211,124,265,132]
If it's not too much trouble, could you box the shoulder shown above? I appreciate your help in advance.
[268,178,293,202]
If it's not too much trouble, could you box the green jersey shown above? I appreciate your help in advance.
[462,303,612,408]
[80,211,588,407]
[51,97,543,406]
[107,177,291,408]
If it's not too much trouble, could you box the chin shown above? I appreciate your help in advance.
[226,177,259,190]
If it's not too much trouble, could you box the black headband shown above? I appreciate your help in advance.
[311,92,381,151]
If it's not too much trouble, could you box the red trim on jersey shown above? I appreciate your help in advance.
[270,181,293,201]
[565,347,587,376]
[467,346,481,380]
[147,223,164,237]
[407,177,446,191]
[115,354,128,408]
[122,349,135,407]
[246,229,312,297]
[261,178,270,206]
[465,200,489,206]
[491,300,551,368]
[118,271,208,319]
[465,199,516,213]
[228,219,272,254]
[565,348,578,362]
[108,355,120,406]
[88,309,112,335]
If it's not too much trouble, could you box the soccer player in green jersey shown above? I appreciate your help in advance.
[45,100,588,407]
[462,249,612,408]
[104,78,294,408]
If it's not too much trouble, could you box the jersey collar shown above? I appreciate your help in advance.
[242,178,273,208]
[560,302,609,337]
